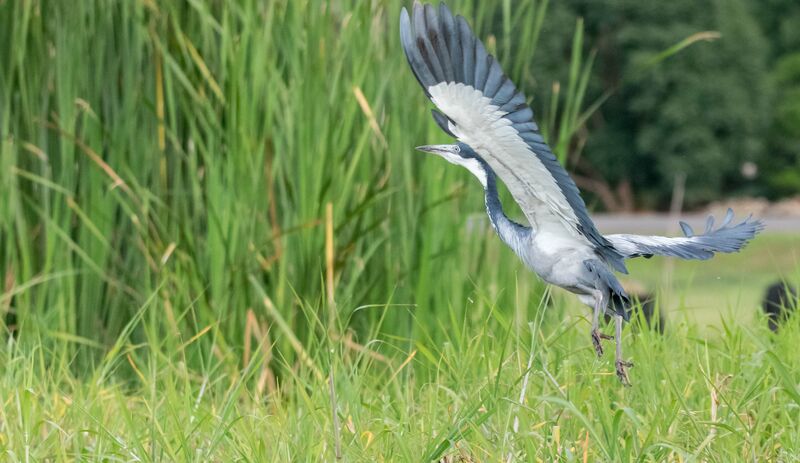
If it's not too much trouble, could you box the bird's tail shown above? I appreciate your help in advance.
[584,259,630,320]
[605,209,764,260]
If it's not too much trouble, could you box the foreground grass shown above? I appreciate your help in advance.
[3,292,800,461]
[3,0,800,461]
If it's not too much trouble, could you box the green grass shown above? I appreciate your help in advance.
[2,0,800,461]
[3,272,800,461]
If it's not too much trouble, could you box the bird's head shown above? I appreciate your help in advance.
[415,142,488,186]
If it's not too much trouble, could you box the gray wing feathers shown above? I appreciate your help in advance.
[400,2,627,273]
[425,4,453,83]
[430,109,456,137]
[607,209,764,260]
[457,16,475,87]
[440,3,462,83]
[400,9,435,91]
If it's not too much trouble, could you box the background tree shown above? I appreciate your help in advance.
[754,0,800,198]
[525,0,772,210]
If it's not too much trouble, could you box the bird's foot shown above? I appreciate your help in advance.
[591,329,613,357]
[615,359,634,387]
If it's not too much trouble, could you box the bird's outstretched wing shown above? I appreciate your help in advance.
[399,2,626,273]
[606,209,764,260]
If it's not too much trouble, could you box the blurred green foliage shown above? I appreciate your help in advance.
[0,0,797,372]
[528,0,781,209]
[1,1,800,460]
[757,0,800,197]
[0,0,565,373]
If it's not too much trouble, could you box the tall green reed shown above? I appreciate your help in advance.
[0,0,656,378]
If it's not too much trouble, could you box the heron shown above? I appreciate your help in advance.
[399,1,763,385]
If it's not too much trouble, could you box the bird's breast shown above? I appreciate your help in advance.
[523,232,595,288]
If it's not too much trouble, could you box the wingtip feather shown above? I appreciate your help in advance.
[705,215,715,233]
[680,221,694,237]
[722,208,734,227]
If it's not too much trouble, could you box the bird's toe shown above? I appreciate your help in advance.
[615,359,633,387]
[591,330,604,357]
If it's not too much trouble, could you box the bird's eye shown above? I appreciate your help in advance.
[454,145,461,153]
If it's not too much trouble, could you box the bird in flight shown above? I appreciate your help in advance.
[399,1,763,385]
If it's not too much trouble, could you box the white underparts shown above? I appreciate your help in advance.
[458,158,488,187]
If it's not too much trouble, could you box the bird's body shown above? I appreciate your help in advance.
[464,147,632,319]
[400,2,763,385]
[480,159,594,294]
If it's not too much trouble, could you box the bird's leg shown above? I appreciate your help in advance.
[614,315,634,386]
[590,293,613,357]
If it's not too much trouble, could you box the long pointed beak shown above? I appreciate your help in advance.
[415,144,451,155]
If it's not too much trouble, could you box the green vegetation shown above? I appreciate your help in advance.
[1,0,799,461]
[529,0,800,208]
[757,0,800,197]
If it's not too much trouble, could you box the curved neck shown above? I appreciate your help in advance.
[479,161,532,248]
